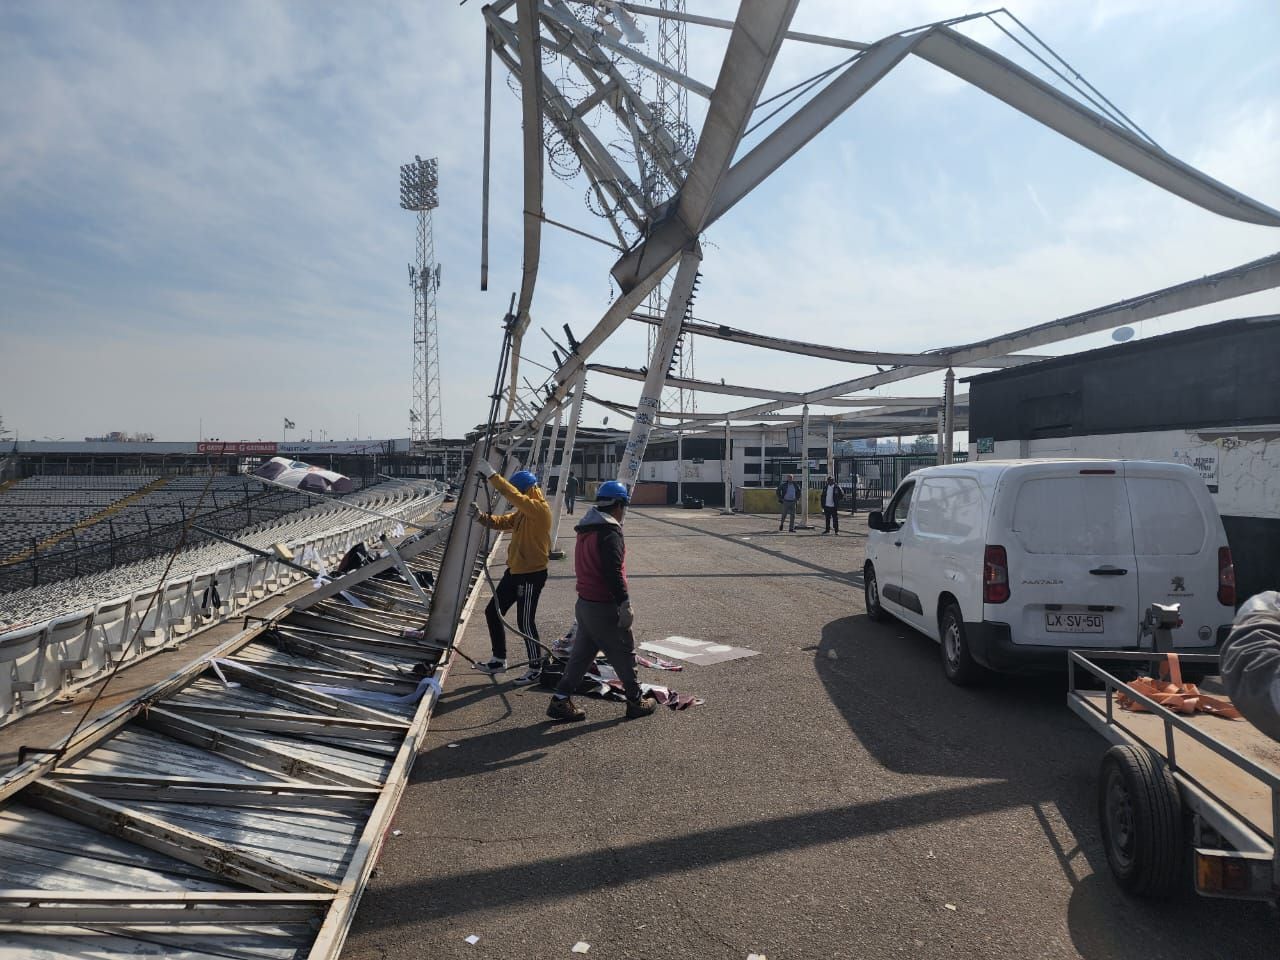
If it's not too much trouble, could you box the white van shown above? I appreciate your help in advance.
[863,460,1237,684]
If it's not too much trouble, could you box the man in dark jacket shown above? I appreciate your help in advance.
[820,476,845,535]
[547,481,656,721]
[564,470,579,515]
[776,474,801,532]
[1221,591,1280,742]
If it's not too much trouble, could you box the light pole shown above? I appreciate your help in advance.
[400,155,443,450]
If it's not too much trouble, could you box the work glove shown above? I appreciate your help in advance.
[467,502,482,522]
[617,601,635,631]
[476,460,496,480]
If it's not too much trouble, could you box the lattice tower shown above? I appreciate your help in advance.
[400,157,443,446]
[645,0,695,420]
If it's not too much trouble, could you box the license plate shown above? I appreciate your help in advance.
[1045,612,1104,633]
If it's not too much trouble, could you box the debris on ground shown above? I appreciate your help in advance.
[465,935,480,945]
[571,942,590,953]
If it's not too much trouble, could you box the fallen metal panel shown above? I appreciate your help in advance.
[0,497,490,957]
[24,781,339,894]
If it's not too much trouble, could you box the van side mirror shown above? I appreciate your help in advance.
[867,510,884,531]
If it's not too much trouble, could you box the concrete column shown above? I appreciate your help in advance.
[760,429,767,488]
[548,369,586,559]
[676,429,684,506]
[826,421,834,480]
[943,367,956,465]
[800,404,811,529]
[935,404,945,466]
[722,419,733,513]
[531,417,548,477]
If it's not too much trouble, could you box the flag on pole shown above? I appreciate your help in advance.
[284,418,296,430]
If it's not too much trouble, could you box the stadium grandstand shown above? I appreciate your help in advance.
[0,436,462,722]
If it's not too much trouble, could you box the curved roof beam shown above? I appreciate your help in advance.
[628,313,1047,368]
[669,250,1280,429]
[503,0,544,423]
[913,26,1280,227]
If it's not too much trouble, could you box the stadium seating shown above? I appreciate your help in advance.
[0,478,446,726]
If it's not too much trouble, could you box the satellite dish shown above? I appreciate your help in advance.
[1112,327,1135,343]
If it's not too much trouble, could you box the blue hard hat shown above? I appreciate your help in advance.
[510,470,538,492]
[596,480,630,504]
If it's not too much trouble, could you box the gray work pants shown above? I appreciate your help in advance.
[779,499,797,530]
[555,597,642,701]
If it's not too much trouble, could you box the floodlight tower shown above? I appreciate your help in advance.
[645,1,695,421]
[400,155,443,448]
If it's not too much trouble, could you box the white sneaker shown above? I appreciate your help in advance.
[511,667,542,686]
[474,658,507,675]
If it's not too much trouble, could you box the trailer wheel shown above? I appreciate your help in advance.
[864,564,885,622]
[1098,745,1183,897]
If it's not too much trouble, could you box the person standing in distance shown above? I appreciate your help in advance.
[564,470,579,516]
[470,462,552,685]
[821,476,845,535]
[547,481,656,721]
[776,473,801,532]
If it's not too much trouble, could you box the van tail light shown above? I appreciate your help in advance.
[984,545,1010,604]
[1218,547,1236,607]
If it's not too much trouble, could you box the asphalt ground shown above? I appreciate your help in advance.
[345,506,1277,960]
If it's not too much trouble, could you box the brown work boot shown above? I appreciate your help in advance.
[625,697,657,719]
[546,697,585,722]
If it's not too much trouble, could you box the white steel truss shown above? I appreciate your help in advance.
[480,1,1280,473]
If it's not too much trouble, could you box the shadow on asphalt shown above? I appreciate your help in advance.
[815,613,1276,959]
[635,510,861,584]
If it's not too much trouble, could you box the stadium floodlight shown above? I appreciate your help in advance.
[399,156,439,212]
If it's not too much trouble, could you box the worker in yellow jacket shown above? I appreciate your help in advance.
[469,463,553,684]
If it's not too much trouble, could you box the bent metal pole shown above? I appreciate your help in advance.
[547,368,586,558]
[617,250,702,487]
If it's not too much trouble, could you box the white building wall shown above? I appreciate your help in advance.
[972,425,1280,520]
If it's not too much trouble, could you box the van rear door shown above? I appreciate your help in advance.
[1123,463,1227,650]
[996,466,1139,649]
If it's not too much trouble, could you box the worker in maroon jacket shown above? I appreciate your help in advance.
[546,481,656,722]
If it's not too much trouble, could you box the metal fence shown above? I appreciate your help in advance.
[761,453,968,510]
[0,486,327,593]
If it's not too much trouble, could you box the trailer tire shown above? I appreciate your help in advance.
[1098,744,1183,897]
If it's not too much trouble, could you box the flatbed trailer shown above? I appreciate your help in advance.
[1068,649,1280,902]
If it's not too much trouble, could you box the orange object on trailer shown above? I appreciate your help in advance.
[1117,653,1243,720]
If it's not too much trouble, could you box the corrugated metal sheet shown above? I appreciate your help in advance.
[0,509,488,959]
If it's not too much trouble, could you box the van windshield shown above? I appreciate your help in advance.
[1011,476,1132,555]
[1128,477,1205,555]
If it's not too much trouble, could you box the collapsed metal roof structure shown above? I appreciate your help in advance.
[479,0,1280,482]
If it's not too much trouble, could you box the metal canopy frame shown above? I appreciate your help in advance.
[481,1,1279,471]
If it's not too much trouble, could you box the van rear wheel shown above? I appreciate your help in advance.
[864,565,886,622]
[940,603,985,686]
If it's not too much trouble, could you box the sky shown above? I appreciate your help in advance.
[1,1,1277,443]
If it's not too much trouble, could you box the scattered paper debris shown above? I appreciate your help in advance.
[826,649,838,660]
[572,942,591,953]
[944,903,957,911]
[391,830,402,837]
[60,710,74,715]
[447,743,460,748]
[465,934,480,945]
[748,954,768,960]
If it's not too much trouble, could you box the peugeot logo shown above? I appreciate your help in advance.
[1171,576,1186,592]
